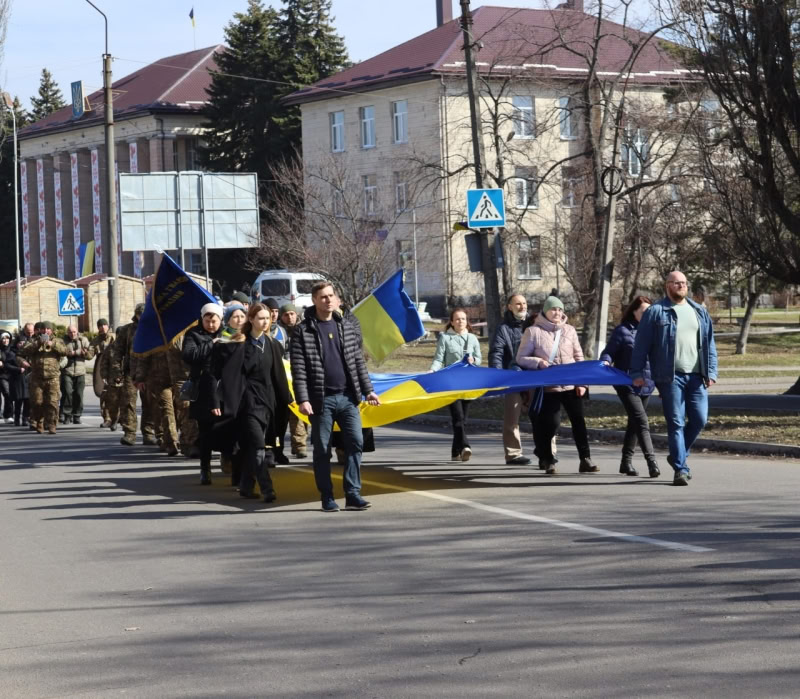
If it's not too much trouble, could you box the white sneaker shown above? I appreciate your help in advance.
[461,447,472,462]
[4,418,13,424]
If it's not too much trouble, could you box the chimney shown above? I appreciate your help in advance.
[556,0,584,10]
[436,0,453,27]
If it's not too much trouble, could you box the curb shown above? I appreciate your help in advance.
[402,415,800,459]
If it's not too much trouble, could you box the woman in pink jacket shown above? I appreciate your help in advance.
[516,296,598,475]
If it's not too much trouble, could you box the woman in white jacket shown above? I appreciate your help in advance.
[430,308,482,461]
[516,296,597,475]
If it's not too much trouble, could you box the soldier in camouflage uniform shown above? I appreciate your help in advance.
[90,318,117,428]
[109,304,156,446]
[167,334,198,457]
[21,321,67,434]
[134,349,179,456]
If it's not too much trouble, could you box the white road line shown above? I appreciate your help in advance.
[286,466,714,554]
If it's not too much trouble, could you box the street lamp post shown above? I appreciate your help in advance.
[84,0,120,329]
[2,92,23,329]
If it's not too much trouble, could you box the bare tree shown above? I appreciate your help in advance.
[251,154,423,308]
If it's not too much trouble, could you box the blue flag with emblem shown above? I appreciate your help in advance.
[133,252,215,355]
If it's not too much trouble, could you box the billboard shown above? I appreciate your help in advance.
[119,172,259,252]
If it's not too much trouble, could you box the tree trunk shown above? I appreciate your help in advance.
[734,277,759,354]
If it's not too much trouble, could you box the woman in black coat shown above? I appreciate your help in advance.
[212,303,291,503]
[182,303,224,485]
[0,332,15,421]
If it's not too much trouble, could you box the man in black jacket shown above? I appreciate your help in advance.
[489,294,532,465]
[290,282,380,512]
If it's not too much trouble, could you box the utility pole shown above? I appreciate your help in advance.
[459,0,501,338]
[86,0,120,329]
[2,92,23,328]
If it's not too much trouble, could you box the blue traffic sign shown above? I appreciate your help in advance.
[58,288,85,316]
[466,188,506,229]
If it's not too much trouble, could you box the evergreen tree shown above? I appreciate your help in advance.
[30,68,66,122]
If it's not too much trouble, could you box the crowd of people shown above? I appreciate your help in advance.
[7,269,716,506]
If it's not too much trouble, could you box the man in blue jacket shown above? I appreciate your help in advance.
[489,293,531,465]
[630,271,717,486]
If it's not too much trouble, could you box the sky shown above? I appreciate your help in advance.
[2,0,653,111]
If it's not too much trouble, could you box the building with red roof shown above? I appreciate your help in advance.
[18,46,222,283]
[286,2,696,313]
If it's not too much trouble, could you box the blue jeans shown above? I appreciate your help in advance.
[309,394,364,500]
[656,373,708,472]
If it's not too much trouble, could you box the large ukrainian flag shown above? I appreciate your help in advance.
[288,359,632,429]
[352,269,425,363]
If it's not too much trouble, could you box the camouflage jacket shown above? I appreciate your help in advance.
[62,335,96,377]
[91,331,115,380]
[108,321,138,384]
[21,335,68,380]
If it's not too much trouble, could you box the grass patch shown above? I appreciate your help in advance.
[428,395,800,447]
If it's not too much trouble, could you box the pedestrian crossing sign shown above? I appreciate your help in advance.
[58,288,85,316]
[466,188,506,229]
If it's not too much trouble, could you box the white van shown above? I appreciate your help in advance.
[250,270,324,313]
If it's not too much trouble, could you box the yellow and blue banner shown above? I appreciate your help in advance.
[289,359,632,429]
[133,252,215,355]
[78,241,95,277]
[352,269,425,363]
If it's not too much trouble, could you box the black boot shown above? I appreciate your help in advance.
[646,458,660,479]
[199,459,212,485]
[619,455,638,476]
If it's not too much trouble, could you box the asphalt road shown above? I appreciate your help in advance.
[2,397,800,698]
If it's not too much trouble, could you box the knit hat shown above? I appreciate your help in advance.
[279,303,297,315]
[223,303,245,325]
[542,296,565,314]
[97,318,109,327]
[232,291,250,304]
[41,321,53,330]
[264,297,279,311]
[200,303,224,320]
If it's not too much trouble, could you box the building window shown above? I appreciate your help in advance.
[559,96,577,140]
[171,139,179,170]
[392,100,408,144]
[513,167,539,209]
[363,174,377,215]
[332,187,345,217]
[562,167,578,208]
[396,239,413,269]
[394,173,407,212]
[512,96,535,139]
[185,137,198,170]
[360,106,376,148]
[700,98,720,141]
[518,236,541,279]
[330,111,345,152]
[669,165,681,202]
[188,251,205,275]
[621,126,649,177]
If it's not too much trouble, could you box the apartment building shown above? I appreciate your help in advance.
[285,2,691,314]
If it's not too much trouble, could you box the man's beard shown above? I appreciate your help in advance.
[667,289,685,303]
[513,311,527,320]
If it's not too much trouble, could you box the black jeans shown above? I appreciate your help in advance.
[197,418,215,470]
[614,386,655,462]
[14,398,29,424]
[0,378,11,419]
[531,390,590,463]
[448,399,471,457]
[237,412,274,495]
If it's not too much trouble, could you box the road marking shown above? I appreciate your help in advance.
[286,466,714,553]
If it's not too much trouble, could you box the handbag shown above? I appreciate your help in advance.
[179,379,200,402]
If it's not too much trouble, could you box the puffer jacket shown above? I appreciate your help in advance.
[290,307,374,413]
[600,320,654,396]
[62,334,95,377]
[516,313,583,392]
[182,323,222,421]
[489,310,525,370]
[430,329,482,370]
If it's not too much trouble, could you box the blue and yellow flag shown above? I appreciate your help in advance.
[289,359,632,429]
[189,7,195,27]
[352,269,425,363]
[78,242,95,277]
[133,252,215,355]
